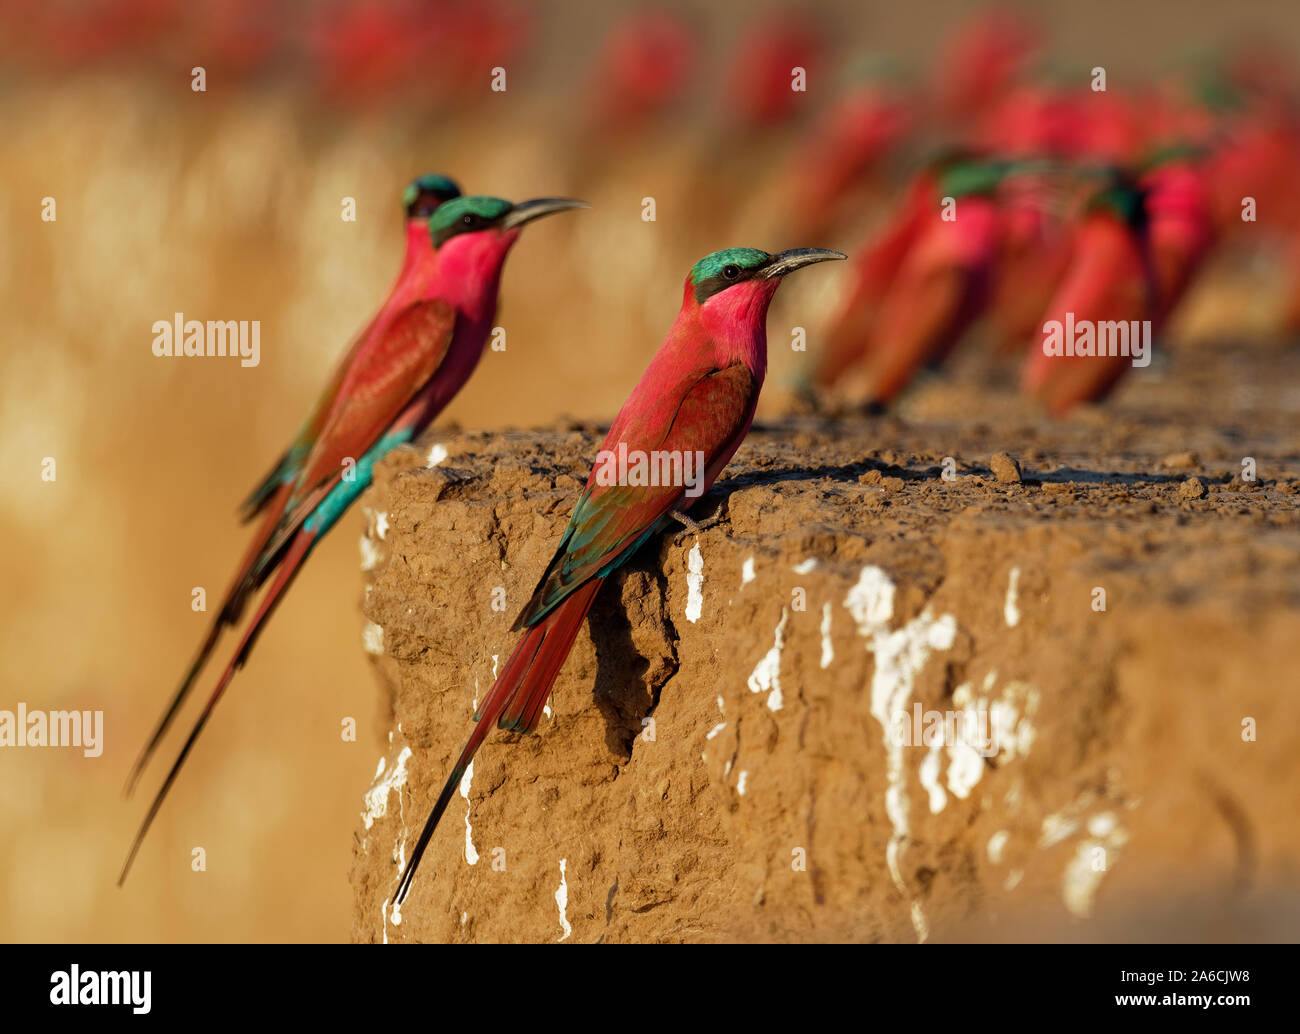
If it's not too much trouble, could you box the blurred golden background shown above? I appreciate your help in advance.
[3,0,1300,942]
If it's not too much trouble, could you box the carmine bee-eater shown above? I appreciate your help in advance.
[932,7,1039,126]
[583,9,698,135]
[119,187,587,884]
[855,160,1003,407]
[786,70,913,241]
[1021,173,1154,415]
[812,163,943,392]
[987,167,1072,355]
[818,155,1004,409]
[392,244,845,907]
[1023,154,1213,416]
[722,12,824,132]
[124,173,461,804]
[1141,150,1215,327]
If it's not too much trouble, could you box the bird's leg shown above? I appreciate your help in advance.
[670,509,722,538]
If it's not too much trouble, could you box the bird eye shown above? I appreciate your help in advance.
[461,214,476,227]
[723,264,740,280]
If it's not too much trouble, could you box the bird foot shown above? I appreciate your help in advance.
[670,509,722,538]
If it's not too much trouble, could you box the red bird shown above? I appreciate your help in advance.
[722,11,823,131]
[120,187,587,884]
[813,165,941,391]
[584,9,698,134]
[788,75,913,240]
[1021,175,1153,415]
[818,156,1003,408]
[932,8,1040,125]
[987,169,1073,354]
[1023,157,1214,415]
[1142,152,1216,325]
[125,174,463,803]
[393,245,845,907]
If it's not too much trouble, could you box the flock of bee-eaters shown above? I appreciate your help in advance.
[117,172,846,902]
[113,9,1300,908]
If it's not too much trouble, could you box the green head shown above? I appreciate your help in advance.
[939,158,1008,199]
[1138,142,1206,173]
[937,156,1058,199]
[428,195,587,248]
[403,174,462,219]
[689,247,845,304]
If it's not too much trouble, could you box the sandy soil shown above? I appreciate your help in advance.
[350,340,1300,942]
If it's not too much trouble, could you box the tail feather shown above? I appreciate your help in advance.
[393,578,603,907]
[499,579,601,733]
[124,485,293,795]
[239,449,293,524]
[118,530,316,887]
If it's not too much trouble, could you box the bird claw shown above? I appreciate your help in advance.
[670,509,722,539]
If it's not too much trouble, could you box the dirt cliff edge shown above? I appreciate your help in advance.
[349,409,1300,943]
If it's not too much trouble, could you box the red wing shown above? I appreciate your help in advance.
[514,362,758,627]
[280,298,456,527]
[239,304,392,522]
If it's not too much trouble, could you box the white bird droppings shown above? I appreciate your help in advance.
[910,902,930,943]
[555,858,572,942]
[844,565,897,637]
[1004,566,1021,628]
[736,770,749,796]
[1088,811,1118,838]
[459,761,479,865]
[360,535,383,572]
[746,608,789,711]
[820,602,834,669]
[362,746,412,830]
[741,556,755,585]
[793,557,818,574]
[946,737,986,800]
[359,507,389,570]
[937,677,1040,802]
[1062,815,1129,918]
[705,722,726,740]
[1039,811,1081,849]
[919,739,947,814]
[685,540,704,623]
[426,443,448,468]
[848,565,956,944]
[362,620,385,655]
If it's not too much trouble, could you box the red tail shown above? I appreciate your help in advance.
[125,483,293,795]
[118,530,316,886]
[393,577,603,906]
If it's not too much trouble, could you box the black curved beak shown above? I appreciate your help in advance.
[760,248,847,279]
[502,197,589,230]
